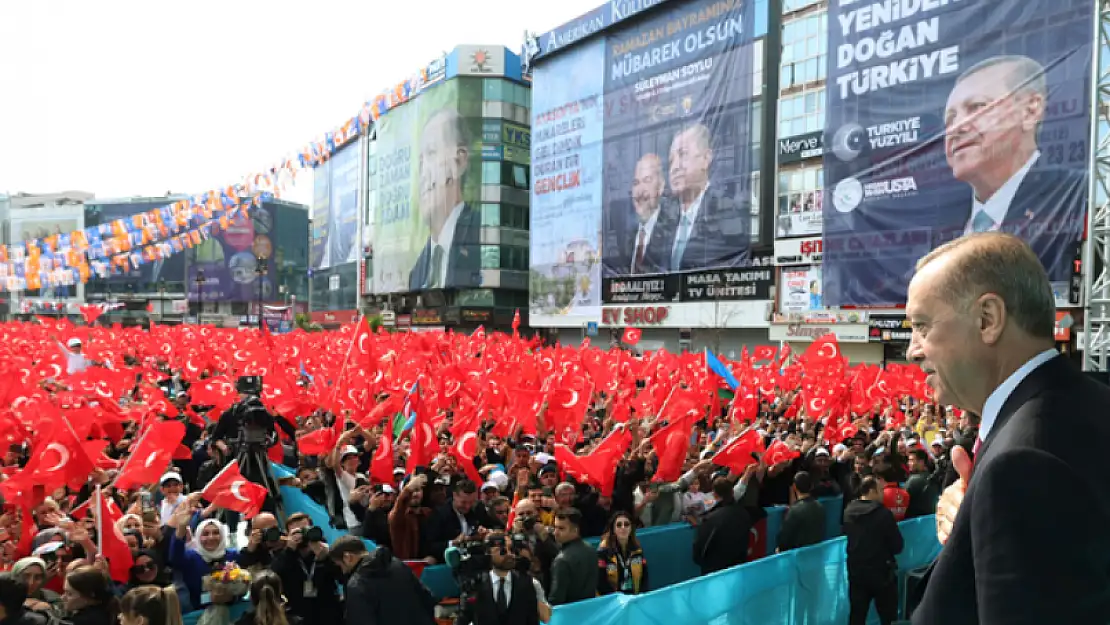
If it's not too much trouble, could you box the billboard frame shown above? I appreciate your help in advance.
[1081,3,1110,371]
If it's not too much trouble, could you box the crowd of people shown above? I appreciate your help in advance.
[0,312,975,625]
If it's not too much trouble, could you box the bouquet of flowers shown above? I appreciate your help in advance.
[197,563,251,625]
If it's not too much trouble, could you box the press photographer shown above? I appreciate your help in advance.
[238,513,284,569]
[509,499,557,591]
[455,532,552,625]
[270,513,341,625]
[211,377,297,518]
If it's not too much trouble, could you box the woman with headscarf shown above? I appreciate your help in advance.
[62,566,119,625]
[596,511,649,595]
[11,558,62,617]
[167,500,239,611]
[126,551,171,593]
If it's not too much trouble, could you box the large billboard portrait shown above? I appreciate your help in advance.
[529,37,606,326]
[822,0,1094,306]
[324,142,360,270]
[529,0,761,323]
[310,160,330,271]
[371,81,483,294]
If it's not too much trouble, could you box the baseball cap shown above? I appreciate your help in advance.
[66,338,82,348]
[340,445,360,459]
[538,465,558,476]
[373,484,395,495]
[930,435,945,447]
[160,472,182,485]
[814,447,830,457]
[534,452,554,465]
[481,481,500,492]
[832,443,848,455]
[393,467,405,476]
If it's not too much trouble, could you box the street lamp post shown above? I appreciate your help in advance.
[194,269,206,325]
[255,255,269,330]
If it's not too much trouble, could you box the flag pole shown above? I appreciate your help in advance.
[94,485,103,558]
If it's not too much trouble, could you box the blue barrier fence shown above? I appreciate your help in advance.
[547,516,939,625]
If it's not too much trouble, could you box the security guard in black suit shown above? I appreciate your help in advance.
[457,532,552,625]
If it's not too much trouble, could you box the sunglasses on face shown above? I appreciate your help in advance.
[614,521,633,529]
[132,562,155,572]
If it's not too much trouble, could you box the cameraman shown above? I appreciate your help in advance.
[272,513,341,625]
[239,513,283,569]
[457,532,552,625]
[510,500,557,591]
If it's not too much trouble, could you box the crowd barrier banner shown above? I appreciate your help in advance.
[547,516,940,625]
[419,496,844,600]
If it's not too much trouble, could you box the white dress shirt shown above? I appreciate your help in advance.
[160,495,184,526]
[964,151,1040,236]
[631,208,661,273]
[978,348,1058,440]
[671,184,709,264]
[429,202,465,288]
[488,571,548,604]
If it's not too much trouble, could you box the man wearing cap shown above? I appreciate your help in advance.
[808,448,843,498]
[317,442,369,535]
[59,338,90,375]
[158,472,186,526]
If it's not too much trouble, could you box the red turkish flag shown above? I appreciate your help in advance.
[714,429,766,474]
[623,328,642,345]
[370,431,394,485]
[764,439,801,466]
[95,487,134,583]
[201,460,268,518]
[554,426,631,496]
[115,420,186,490]
[649,411,697,482]
[406,394,437,473]
[512,308,521,333]
[753,346,777,362]
[23,419,97,491]
[451,423,483,485]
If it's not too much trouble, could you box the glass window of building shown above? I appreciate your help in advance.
[458,288,495,306]
[751,171,761,242]
[480,203,500,227]
[483,79,507,103]
[753,39,764,97]
[778,164,824,216]
[778,88,825,138]
[481,245,501,269]
[481,161,502,185]
[780,11,827,89]
[783,0,822,14]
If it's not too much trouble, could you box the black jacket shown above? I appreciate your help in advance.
[407,204,481,290]
[547,538,598,606]
[1,610,50,625]
[692,498,752,575]
[344,547,436,625]
[777,496,825,552]
[911,356,1110,625]
[234,611,302,625]
[842,499,903,576]
[67,604,115,625]
[422,502,481,563]
[457,571,540,625]
[270,547,342,625]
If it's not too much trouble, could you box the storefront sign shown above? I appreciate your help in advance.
[603,254,774,304]
[868,315,912,343]
[412,308,443,325]
[774,236,823,265]
[1055,311,1074,342]
[601,306,670,325]
[768,323,870,343]
[309,310,359,325]
[396,314,412,327]
[461,308,493,322]
[777,130,824,165]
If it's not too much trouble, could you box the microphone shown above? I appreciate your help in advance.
[443,545,462,570]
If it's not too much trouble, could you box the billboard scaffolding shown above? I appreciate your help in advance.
[1081,2,1110,372]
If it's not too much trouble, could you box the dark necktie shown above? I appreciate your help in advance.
[497,577,508,612]
[633,228,646,273]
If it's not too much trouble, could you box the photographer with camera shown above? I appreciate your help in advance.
[211,377,297,519]
[238,513,284,569]
[509,499,557,592]
[456,532,552,625]
[271,513,340,625]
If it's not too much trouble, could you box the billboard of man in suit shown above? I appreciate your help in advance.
[408,108,481,291]
[624,153,672,275]
[945,54,1087,280]
[666,124,750,271]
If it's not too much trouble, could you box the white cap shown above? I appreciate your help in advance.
[379,484,395,494]
[534,452,554,465]
[906,438,918,448]
[833,443,848,455]
[393,467,405,476]
[66,338,82,348]
[814,447,830,457]
[340,445,360,458]
[487,470,509,490]
[930,435,945,447]
[481,481,500,492]
[160,472,182,485]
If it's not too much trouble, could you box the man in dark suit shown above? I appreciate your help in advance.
[905,232,1110,624]
[456,532,552,625]
[945,55,1086,282]
[408,108,481,291]
[665,124,751,271]
[609,152,672,276]
[692,477,753,575]
[421,479,485,563]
